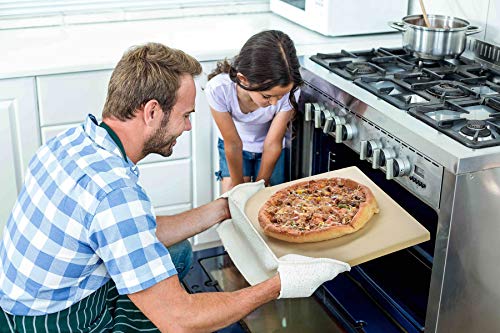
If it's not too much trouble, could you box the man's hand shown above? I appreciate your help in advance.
[277,254,350,298]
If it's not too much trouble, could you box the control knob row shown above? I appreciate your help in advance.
[305,103,357,143]
[359,140,411,179]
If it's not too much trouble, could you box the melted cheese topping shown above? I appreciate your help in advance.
[265,179,366,232]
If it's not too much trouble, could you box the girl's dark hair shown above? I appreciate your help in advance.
[208,30,303,111]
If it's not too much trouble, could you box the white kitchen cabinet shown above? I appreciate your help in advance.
[138,160,192,206]
[0,78,40,235]
[37,70,112,126]
[191,61,222,248]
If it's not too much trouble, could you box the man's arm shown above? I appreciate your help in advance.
[155,198,230,247]
[128,273,281,333]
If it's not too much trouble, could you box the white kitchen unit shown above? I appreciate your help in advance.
[0,63,218,249]
[0,78,40,234]
[191,61,223,249]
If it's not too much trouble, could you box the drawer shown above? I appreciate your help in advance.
[37,70,112,126]
[41,123,191,162]
[138,160,191,207]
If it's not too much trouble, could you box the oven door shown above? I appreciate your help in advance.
[290,111,438,332]
[184,247,418,333]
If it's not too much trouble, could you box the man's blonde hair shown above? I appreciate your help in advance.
[103,42,202,120]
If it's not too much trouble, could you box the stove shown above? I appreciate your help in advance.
[293,39,500,333]
[311,47,500,149]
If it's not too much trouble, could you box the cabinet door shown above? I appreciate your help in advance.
[37,70,112,126]
[138,160,192,207]
[0,78,39,235]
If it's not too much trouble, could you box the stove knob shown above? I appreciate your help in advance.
[379,148,396,167]
[304,103,313,122]
[313,103,324,129]
[371,148,381,169]
[333,116,347,143]
[342,123,358,141]
[322,108,335,134]
[360,140,368,160]
[361,140,382,161]
[386,157,411,180]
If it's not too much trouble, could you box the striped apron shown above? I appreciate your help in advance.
[0,279,159,333]
[1,235,193,332]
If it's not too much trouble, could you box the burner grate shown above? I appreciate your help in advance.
[426,82,470,98]
[408,97,500,148]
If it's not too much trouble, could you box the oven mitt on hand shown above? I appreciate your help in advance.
[218,183,243,199]
[277,254,350,298]
[218,180,265,200]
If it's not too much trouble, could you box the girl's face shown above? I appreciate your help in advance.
[247,82,294,108]
[237,73,294,108]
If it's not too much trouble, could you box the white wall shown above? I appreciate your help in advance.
[485,0,500,44]
[408,0,499,44]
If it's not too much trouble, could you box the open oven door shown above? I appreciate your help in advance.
[183,247,421,333]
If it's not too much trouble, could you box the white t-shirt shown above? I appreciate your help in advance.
[205,73,294,153]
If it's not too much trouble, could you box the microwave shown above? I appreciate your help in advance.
[270,0,409,37]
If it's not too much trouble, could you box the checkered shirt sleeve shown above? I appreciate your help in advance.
[88,186,177,295]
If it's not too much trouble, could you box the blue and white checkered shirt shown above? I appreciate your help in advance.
[0,115,177,316]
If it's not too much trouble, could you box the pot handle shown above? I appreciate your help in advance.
[388,21,407,31]
[466,25,482,35]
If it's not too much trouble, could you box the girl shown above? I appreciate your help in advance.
[206,30,303,193]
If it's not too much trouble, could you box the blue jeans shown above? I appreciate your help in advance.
[168,239,193,281]
[215,138,287,186]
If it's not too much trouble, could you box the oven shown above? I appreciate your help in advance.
[289,41,500,332]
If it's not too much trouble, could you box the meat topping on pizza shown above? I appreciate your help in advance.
[264,179,367,231]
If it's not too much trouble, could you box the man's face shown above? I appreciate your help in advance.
[142,75,196,157]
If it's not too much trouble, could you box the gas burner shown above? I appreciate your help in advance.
[345,62,377,75]
[426,82,470,98]
[459,120,492,138]
[417,59,441,68]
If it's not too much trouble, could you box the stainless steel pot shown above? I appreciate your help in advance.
[389,14,481,60]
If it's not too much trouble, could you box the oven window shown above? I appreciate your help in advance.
[200,254,347,332]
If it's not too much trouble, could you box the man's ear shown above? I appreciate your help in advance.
[236,73,250,88]
[143,99,160,126]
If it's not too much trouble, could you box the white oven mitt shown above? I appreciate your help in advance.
[277,254,350,298]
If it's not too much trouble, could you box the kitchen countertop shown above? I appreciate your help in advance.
[0,12,403,79]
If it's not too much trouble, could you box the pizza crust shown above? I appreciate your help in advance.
[258,178,380,243]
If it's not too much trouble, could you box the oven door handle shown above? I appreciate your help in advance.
[315,286,368,332]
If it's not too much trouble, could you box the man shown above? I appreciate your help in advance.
[0,42,349,332]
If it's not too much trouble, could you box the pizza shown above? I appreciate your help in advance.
[257,178,379,243]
